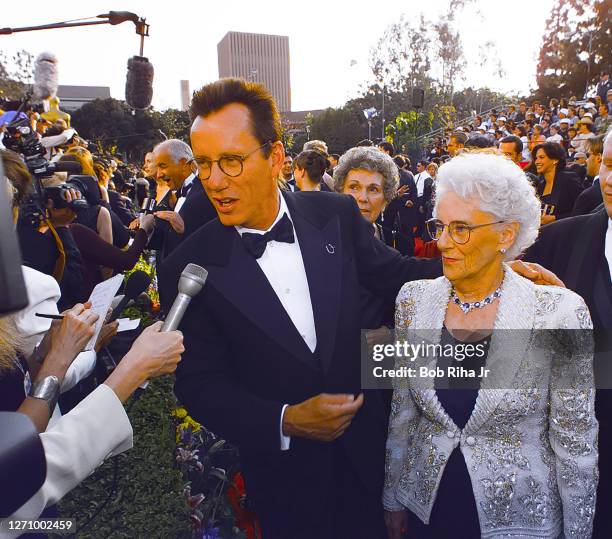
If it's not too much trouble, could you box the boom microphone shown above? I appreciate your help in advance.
[33,52,59,101]
[162,264,208,331]
[110,270,152,321]
[125,56,154,110]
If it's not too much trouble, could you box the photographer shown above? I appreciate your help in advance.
[2,150,85,311]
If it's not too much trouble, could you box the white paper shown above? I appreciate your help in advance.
[116,317,141,332]
[84,274,124,351]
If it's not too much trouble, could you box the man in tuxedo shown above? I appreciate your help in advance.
[148,139,216,260]
[524,129,612,538]
[572,135,604,216]
[159,78,561,539]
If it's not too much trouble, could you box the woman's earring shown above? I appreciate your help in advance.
[500,248,507,254]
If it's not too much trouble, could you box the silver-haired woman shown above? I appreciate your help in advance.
[333,146,399,240]
[384,151,597,538]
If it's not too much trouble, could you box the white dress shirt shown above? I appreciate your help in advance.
[414,171,430,198]
[605,218,612,283]
[235,192,317,450]
[173,172,196,214]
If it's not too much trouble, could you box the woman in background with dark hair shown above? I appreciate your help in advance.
[533,142,582,224]
[292,150,329,192]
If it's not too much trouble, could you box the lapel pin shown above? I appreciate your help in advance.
[325,244,335,254]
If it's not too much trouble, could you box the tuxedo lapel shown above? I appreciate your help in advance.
[284,193,342,371]
[284,192,342,373]
[204,228,320,371]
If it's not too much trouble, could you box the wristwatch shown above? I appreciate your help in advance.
[29,375,60,413]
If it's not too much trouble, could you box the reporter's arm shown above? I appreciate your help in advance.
[6,384,133,525]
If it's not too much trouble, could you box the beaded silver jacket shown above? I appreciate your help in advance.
[383,267,598,538]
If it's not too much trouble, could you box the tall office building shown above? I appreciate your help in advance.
[180,80,190,111]
[217,31,291,112]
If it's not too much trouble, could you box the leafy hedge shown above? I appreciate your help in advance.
[57,375,190,538]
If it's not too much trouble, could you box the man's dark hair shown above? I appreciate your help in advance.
[190,78,281,157]
[450,131,468,145]
[532,142,567,170]
[499,135,523,154]
[378,141,394,156]
[465,134,495,149]
[393,155,405,168]
[294,150,329,183]
[417,160,428,167]
[356,139,373,147]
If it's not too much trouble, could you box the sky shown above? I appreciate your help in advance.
[2,0,554,112]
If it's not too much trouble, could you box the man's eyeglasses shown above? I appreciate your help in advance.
[426,219,506,245]
[194,142,271,180]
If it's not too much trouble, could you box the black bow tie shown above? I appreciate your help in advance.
[178,182,192,198]
[241,213,295,259]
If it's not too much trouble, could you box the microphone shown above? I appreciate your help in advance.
[125,56,154,110]
[162,264,208,331]
[110,270,151,321]
[33,52,59,101]
[138,264,207,391]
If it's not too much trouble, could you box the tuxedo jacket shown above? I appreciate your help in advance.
[524,208,612,536]
[150,176,217,260]
[159,191,441,508]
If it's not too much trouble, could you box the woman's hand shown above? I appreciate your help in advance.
[37,302,99,381]
[94,321,119,353]
[384,509,407,539]
[104,321,184,402]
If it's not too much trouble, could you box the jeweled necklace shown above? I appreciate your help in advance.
[450,285,502,314]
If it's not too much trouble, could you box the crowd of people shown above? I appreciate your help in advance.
[0,71,611,539]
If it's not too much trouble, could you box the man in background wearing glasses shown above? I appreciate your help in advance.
[158,78,560,539]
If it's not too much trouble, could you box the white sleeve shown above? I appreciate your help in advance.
[4,384,133,529]
[59,351,97,393]
[39,129,75,149]
[280,404,291,451]
[14,267,60,357]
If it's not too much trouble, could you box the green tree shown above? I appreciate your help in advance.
[310,107,365,152]
[71,98,162,161]
[0,50,34,101]
[536,0,611,99]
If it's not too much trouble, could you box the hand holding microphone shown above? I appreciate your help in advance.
[103,322,184,403]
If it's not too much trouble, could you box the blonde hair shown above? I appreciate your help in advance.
[65,146,95,176]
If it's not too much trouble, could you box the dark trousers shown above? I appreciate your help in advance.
[252,444,386,539]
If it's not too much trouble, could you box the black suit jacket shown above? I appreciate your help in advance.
[524,207,612,537]
[159,191,440,514]
[150,176,217,260]
[108,189,137,227]
[572,179,603,216]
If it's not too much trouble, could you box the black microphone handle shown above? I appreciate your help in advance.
[110,296,130,322]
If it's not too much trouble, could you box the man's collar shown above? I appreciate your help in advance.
[182,172,196,189]
[235,190,290,236]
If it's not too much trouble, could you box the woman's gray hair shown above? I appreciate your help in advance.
[333,147,399,202]
[153,139,193,163]
[433,151,541,260]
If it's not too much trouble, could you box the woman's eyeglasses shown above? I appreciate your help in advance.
[426,219,506,244]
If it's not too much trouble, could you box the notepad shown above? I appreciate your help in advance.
[84,274,124,351]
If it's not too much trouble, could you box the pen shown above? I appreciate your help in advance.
[35,313,64,320]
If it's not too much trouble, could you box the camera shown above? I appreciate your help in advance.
[3,108,89,227]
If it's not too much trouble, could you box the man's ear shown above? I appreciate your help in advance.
[269,141,285,176]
